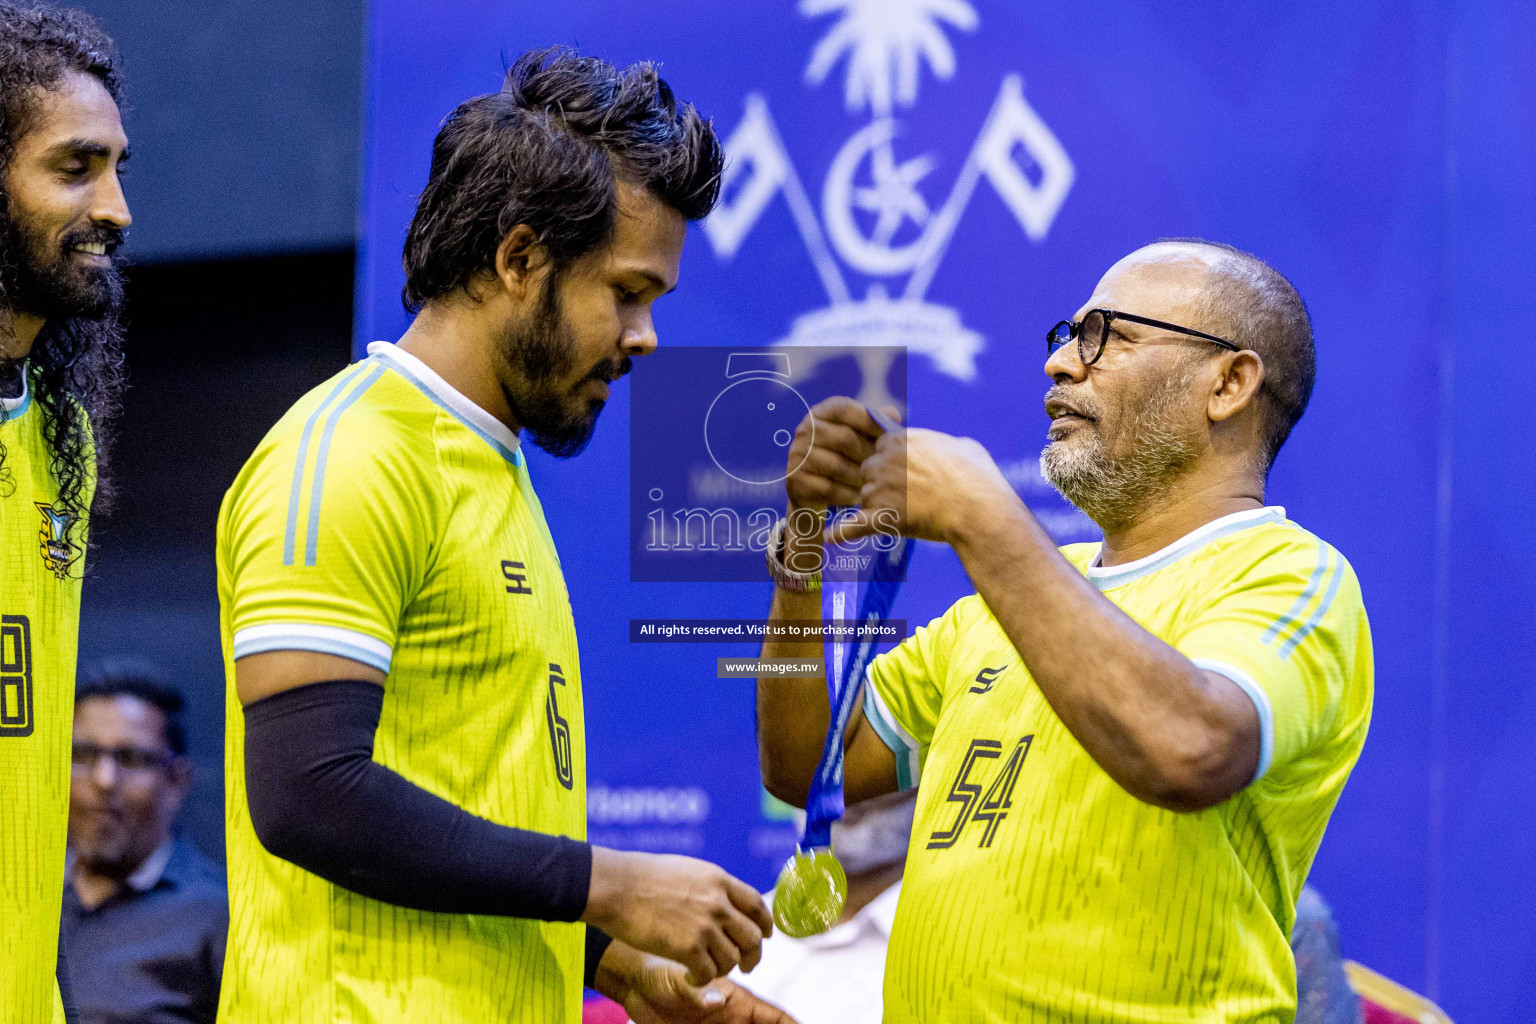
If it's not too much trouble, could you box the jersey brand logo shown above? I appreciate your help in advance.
[545,662,574,790]
[502,560,533,596]
[34,503,75,579]
[969,665,1007,694]
[0,615,34,737]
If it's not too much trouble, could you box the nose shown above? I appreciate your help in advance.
[620,311,657,358]
[90,753,119,789]
[1044,337,1087,384]
[93,167,132,231]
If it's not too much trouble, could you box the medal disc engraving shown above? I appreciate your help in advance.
[772,848,848,937]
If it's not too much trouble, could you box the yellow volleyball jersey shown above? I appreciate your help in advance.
[0,370,88,1024]
[216,342,587,1024]
[862,507,1373,1024]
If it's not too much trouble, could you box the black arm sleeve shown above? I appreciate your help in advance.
[584,925,615,990]
[242,679,591,922]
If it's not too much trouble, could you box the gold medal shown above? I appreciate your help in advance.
[772,847,848,937]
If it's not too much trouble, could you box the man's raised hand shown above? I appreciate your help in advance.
[825,426,1018,547]
[782,397,890,513]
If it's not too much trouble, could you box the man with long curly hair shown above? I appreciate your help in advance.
[0,3,129,1020]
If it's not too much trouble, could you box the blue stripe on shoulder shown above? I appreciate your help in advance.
[1261,542,1330,647]
[0,390,31,421]
[303,363,387,566]
[284,363,370,566]
[1278,548,1344,660]
[861,674,920,790]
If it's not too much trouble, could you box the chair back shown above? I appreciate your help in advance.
[1344,960,1453,1024]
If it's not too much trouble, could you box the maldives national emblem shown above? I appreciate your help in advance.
[704,0,1075,411]
[35,502,75,579]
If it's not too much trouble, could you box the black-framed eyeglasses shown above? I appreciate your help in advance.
[1047,308,1240,366]
[71,742,174,774]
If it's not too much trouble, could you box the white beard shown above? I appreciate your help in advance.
[1040,369,1204,532]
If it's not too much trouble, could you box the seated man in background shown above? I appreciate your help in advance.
[60,662,226,1024]
[728,790,916,1024]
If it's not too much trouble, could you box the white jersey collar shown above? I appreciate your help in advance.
[1085,506,1286,590]
[367,341,523,465]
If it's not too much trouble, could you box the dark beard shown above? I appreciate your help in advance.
[0,207,128,557]
[498,276,628,460]
[0,213,125,321]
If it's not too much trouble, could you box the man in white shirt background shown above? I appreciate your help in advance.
[727,791,917,1024]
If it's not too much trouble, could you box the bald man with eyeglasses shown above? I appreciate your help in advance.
[756,239,1373,1024]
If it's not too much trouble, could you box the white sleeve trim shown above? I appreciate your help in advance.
[232,622,393,674]
[1192,657,1274,784]
[861,669,922,791]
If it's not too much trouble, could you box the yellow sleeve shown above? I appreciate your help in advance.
[861,596,974,790]
[223,400,439,674]
[1173,537,1370,784]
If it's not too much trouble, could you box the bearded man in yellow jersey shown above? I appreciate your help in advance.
[758,240,1372,1023]
[0,5,130,1022]
[219,48,791,1024]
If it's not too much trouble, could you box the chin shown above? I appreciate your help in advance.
[1039,437,1074,469]
[1038,441,1091,494]
[76,844,126,871]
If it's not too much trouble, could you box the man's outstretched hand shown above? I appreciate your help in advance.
[583,848,774,983]
[597,940,798,1024]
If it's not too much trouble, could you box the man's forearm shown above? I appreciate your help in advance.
[755,509,831,805]
[948,493,1250,809]
[243,679,592,918]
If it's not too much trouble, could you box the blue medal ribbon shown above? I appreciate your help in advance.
[798,532,913,852]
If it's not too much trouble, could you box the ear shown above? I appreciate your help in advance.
[1208,349,1265,423]
[492,224,550,301]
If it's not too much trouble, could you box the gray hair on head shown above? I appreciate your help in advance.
[1159,237,1316,472]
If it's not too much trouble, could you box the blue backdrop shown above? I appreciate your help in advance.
[356,2,1535,1018]
[77,0,363,260]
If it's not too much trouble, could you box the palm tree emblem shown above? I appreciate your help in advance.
[801,0,978,276]
[802,0,979,118]
[701,0,1074,401]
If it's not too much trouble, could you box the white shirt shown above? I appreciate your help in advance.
[729,881,900,1024]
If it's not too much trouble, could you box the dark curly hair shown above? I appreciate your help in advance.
[402,46,723,312]
[0,2,127,557]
